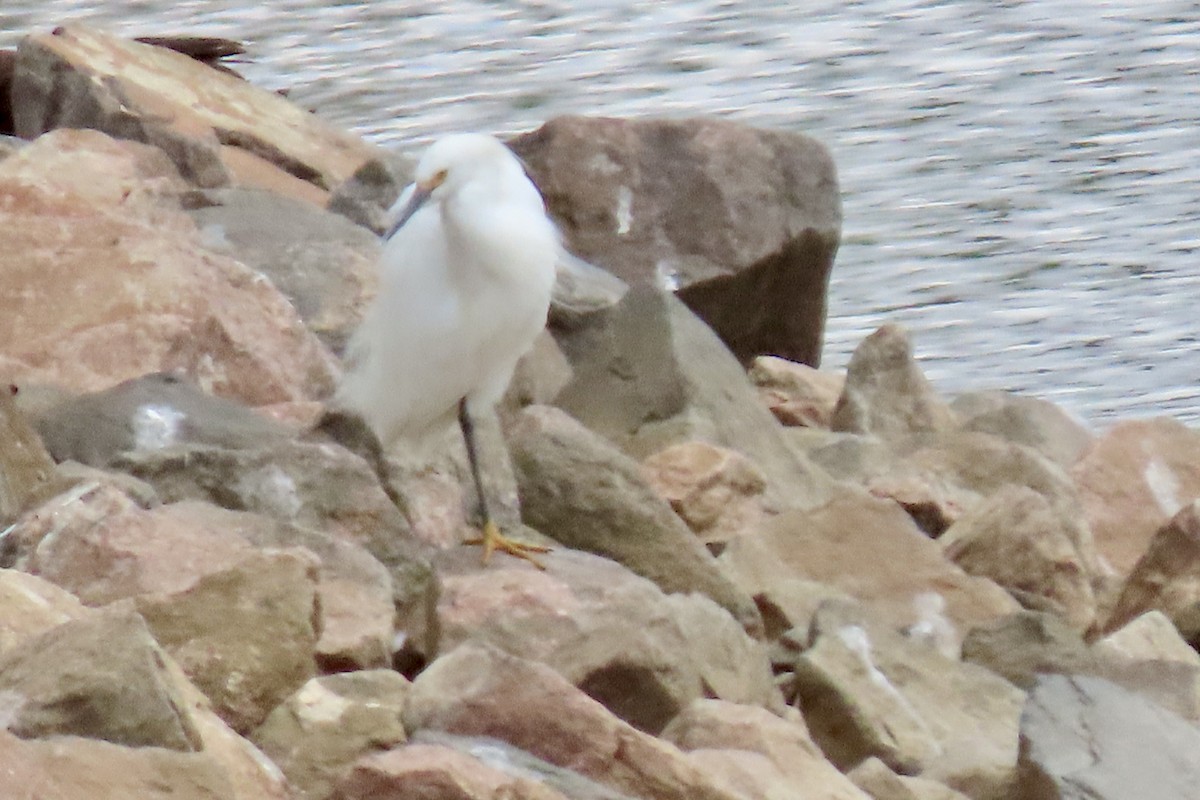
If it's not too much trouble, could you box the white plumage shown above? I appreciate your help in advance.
[337,133,559,449]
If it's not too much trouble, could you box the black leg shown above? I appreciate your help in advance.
[457,397,492,528]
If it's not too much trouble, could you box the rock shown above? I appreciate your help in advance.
[502,330,574,416]
[1016,674,1200,800]
[0,729,232,800]
[848,758,971,800]
[186,187,381,354]
[719,487,1019,653]
[507,405,761,631]
[831,325,958,440]
[749,355,845,428]
[431,547,778,734]
[13,26,386,203]
[0,608,202,750]
[133,548,321,733]
[1096,610,1200,667]
[1071,416,1200,576]
[951,390,1093,468]
[0,388,57,523]
[252,670,411,800]
[640,441,772,552]
[550,285,834,510]
[663,699,870,799]
[960,611,1099,689]
[326,150,411,234]
[403,642,744,800]
[939,485,1099,629]
[1105,499,1200,643]
[334,743,571,800]
[0,568,89,657]
[0,129,338,404]
[789,602,1025,799]
[510,115,841,366]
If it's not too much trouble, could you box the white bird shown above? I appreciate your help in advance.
[336,133,558,567]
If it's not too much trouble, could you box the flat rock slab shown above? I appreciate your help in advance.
[1017,674,1200,800]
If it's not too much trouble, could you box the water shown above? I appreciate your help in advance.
[4,0,1199,427]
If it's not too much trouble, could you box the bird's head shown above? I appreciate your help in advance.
[384,134,525,240]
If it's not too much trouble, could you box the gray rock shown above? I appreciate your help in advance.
[0,609,202,750]
[832,324,958,440]
[326,150,411,234]
[1017,674,1200,800]
[187,187,381,354]
[507,404,761,632]
[952,390,1093,468]
[511,115,841,367]
[0,388,57,523]
[961,611,1099,689]
[551,284,833,510]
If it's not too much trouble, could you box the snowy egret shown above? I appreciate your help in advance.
[335,133,558,567]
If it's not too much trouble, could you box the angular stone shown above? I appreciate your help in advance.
[511,115,841,366]
[1071,417,1200,576]
[939,485,1099,629]
[507,404,761,631]
[640,441,771,551]
[1097,610,1200,668]
[403,642,743,800]
[0,729,232,800]
[187,187,381,355]
[719,487,1019,652]
[13,26,385,201]
[848,758,971,800]
[1016,674,1200,800]
[951,390,1093,469]
[663,699,869,799]
[0,609,202,750]
[831,325,957,440]
[960,611,1099,689]
[550,285,834,510]
[0,569,89,658]
[749,355,845,428]
[1106,500,1200,643]
[431,547,778,735]
[252,670,411,800]
[0,129,338,404]
[0,388,57,523]
[134,548,320,733]
[789,603,1024,799]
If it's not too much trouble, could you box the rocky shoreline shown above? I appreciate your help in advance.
[1,25,1198,800]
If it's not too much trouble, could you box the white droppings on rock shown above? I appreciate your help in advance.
[1144,457,1182,516]
[0,689,27,730]
[294,680,352,725]
[905,591,959,659]
[615,185,633,235]
[132,403,186,451]
[237,464,303,519]
[655,260,681,292]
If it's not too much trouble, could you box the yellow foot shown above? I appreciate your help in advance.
[466,520,551,569]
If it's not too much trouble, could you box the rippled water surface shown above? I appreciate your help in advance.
[5,1,1199,426]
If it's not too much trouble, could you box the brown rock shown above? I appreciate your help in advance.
[663,699,870,799]
[749,355,845,428]
[0,568,89,657]
[831,325,958,440]
[1097,610,1200,667]
[431,547,778,734]
[939,485,1099,629]
[13,26,386,202]
[403,642,744,800]
[0,387,57,523]
[1072,417,1200,576]
[789,602,1024,799]
[1106,499,1200,642]
[134,548,321,733]
[848,758,972,800]
[0,129,338,405]
[0,609,202,750]
[335,743,570,800]
[508,405,761,631]
[951,390,1093,468]
[960,611,1099,689]
[252,670,411,800]
[511,115,841,366]
[640,441,771,551]
[0,729,232,800]
[719,487,1019,653]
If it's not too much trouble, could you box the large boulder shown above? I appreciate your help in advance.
[12,25,386,205]
[951,390,1093,469]
[511,115,841,366]
[0,129,338,404]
